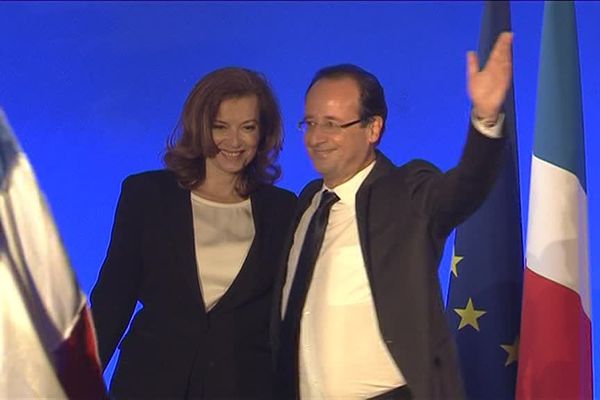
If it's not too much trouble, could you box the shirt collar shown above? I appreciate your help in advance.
[322,160,376,206]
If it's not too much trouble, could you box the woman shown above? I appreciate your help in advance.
[90,67,296,399]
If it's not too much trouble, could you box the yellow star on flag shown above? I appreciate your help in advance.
[451,251,464,277]
[500,336,519,366]
[454,298,486,331]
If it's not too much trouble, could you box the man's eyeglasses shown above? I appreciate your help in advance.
[297,118,363,134]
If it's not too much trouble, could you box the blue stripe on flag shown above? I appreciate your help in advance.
[0,110,20,186]
[534,1,586,190]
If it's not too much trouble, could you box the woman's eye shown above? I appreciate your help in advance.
[212,124,226,130]
[242,124,258,132]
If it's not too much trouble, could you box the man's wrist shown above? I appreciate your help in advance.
[471,110,504,138]
[474,113,499,128]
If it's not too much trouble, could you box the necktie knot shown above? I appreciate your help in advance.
[319,190,340,211]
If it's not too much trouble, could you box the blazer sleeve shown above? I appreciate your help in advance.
[90,176,145,370]
[405,122,506,239]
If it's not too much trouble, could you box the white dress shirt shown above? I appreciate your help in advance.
[282,162,406,399]
[281,116,503,399]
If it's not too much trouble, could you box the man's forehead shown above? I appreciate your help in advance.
[305,78,360,115]
[308,76,360,94]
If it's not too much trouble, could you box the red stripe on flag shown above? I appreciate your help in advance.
[517,267,592,400]
[53,307,107,400]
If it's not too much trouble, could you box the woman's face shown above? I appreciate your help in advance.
[205,95,260,180]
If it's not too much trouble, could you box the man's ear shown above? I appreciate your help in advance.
[367,116,383,144]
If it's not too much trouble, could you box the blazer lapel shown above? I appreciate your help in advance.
[165,183,207,311]
[355,152,396,278]
[208,190,265,314]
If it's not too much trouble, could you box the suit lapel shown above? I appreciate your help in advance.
[279,181,322,280]
[355,152,396,278]
[271,181,321,325]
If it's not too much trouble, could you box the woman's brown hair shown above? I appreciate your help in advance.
[163,67,283,196]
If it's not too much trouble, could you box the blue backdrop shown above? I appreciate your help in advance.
[1,1,598,393]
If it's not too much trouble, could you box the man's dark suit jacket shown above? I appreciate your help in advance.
[272,124,505,400]
[91,170,296,399]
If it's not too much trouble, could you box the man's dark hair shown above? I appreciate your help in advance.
[306,64,388,142]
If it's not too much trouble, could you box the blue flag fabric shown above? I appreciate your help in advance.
[445,1,524,399]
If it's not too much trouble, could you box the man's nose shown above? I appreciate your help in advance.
[305,127,327,147]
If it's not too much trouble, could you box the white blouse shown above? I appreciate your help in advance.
[190,193,254,311]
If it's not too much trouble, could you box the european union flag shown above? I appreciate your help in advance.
[445,2,524,399]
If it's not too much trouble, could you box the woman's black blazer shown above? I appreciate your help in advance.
[90,170,297,399]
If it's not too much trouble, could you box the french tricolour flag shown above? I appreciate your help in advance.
[0,109,106,399]
[516,2,592,399]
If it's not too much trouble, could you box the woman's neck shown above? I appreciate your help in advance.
[193,174,245,203]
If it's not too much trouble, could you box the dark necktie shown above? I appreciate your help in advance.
[277,190,340,399]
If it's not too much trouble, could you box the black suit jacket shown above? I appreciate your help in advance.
[91,170,296,399]
[272,124,506,400]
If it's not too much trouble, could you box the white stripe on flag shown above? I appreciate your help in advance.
[0,143,105,397]
[1,250,68,398]
[526,155,590,317]
[0,152,86,346]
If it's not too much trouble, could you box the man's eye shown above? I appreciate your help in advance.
[323,121,337,129]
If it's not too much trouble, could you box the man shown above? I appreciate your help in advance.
[273,32,513,400]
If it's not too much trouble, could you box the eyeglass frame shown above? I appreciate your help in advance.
[296,117,369,134]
